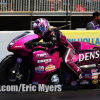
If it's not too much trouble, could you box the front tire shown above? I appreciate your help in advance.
[0,55,29,85]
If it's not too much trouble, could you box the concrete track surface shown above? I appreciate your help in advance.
[0,87,100,100]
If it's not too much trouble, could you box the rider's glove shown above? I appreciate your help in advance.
[25,42,38,49]
[31,42,38,47]
[24,42,32,49]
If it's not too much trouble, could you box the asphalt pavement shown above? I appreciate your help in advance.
[0,88,100,100]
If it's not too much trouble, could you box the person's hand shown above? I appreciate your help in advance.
[24,42,32,49]
[31,42,37,47]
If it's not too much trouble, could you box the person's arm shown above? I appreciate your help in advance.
[26,33,57,48]
[32,35,57,47]
[86,23,94,30]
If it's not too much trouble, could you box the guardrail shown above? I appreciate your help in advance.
[0,0,99,13]
[0,0,31,11]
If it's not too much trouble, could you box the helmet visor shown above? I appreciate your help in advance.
[33,28,42,37]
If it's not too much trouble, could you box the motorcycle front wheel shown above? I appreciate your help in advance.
[0,55,29,85]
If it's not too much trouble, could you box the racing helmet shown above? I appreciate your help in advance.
[33,18,50,38]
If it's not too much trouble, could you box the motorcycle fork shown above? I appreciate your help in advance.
[11,57,22,78]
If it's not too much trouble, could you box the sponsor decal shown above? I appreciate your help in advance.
[17,58,22,63]
[15,46,23,48]
[91,69,98,73]
[92,73,98,76]
[85,74,91,78]
[92,76,98,79]
[79,51,100,62]
[35,66,44,73]
[92,80,98,84]
[37,58,52,64]
[32,82,39,85]
[80,80,89,85]
[36,52,48,58]
[71,81,77,86]
[45,65,55,71]
[92,73,98,79]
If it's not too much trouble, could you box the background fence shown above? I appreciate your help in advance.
[0,0,100,12]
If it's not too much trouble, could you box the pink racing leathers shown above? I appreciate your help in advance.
[26,29,81,75]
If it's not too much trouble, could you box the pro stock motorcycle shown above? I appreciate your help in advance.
[0,31,100,88]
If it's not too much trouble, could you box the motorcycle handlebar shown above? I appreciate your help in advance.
[24,42,48,50]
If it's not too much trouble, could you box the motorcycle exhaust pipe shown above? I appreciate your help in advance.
[80,64,96,69]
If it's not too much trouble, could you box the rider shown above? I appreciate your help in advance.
[26,18,82,79]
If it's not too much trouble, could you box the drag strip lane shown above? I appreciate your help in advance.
[0,88,100,100]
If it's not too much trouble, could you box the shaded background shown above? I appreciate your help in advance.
[0,16,93,30]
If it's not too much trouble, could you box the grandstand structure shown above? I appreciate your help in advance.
[0,0,99,16]
[0,0,99,30]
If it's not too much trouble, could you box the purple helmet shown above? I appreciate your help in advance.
[33,18,50,38]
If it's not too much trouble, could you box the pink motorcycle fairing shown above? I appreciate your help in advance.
[31,48,63,84]
[71,42,100,62]
[8,32,39,56]
[72,41,99,51]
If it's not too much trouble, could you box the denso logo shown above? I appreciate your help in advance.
[79,51,100,62]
